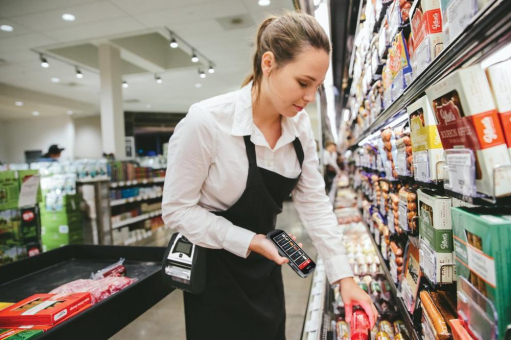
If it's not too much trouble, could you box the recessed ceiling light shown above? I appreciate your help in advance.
[258,0,271,6]
[146,104,152,109]
[67,110,73,115]
[62,14,75,21]
[32,111,40,116]
[51,77,60,83]
[0,25,13,32]
[15,101,23,106]
[195,83,202,88]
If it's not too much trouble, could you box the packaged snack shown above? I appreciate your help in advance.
[410,0,443,76]
[90,258,126,279]
[398,187,418,234]
[351,310,371,340]
[452,207,511,339]
[426,64,511,197]
[485,59,511,158]
[401,236,422,312]
[336,320,350,340]
[408,95,445,183]
[420,291,451,340]
[0,172,19,211]
[0,329,43,339]
[0,293,92,327]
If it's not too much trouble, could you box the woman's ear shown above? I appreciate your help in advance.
[261,51,275,75]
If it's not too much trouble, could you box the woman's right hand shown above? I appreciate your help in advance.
[249,234,302,265]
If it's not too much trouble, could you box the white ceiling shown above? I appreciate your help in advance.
[0,0,295,121]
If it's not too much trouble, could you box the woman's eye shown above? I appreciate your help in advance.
[298,81,308,88]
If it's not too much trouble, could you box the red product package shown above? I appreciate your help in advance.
[50,277,136,305]
[0,293,92,327]
[351,310,371,340]
[90,258,126,280]
[9,303,92,331]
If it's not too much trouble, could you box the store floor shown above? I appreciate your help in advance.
[110,201,317,340]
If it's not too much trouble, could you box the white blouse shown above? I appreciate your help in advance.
[162,82,353,284]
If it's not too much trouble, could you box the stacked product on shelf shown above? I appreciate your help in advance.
[0,170,42,267]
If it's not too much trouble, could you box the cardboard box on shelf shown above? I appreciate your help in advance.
[485,59,511,158]
[408,95,445,182]
[452,207,511,339]
[410,0,444,76]
[0,172,19,211]
[0,293,91,327]
[425,64,511,197]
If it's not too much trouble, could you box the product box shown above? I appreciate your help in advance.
[452,207,511,339]
[410,0,443,76]
[486,59,511,158]
[420,238,455,284]
[0,172,19,211]
[426,64,511,197]
[0,329,43,339]
[440,0,481,47]
[418,189,452,249]
[408,96,445,182]
[401,236,422,313]
[0,305,12,312]
[0,293,91,327]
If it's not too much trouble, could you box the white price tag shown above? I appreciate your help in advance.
[385,160,394,180]
[380,196,386,216]
[381,239,388,260]
[399,201,409,231]
[18,175,40,208]
[375,227,381,245]
[388,213,395,234]
[414,151,430,182]
[396,151,408,176]
[445,150,476,196]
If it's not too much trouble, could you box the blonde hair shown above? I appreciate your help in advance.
[243,11,331,95]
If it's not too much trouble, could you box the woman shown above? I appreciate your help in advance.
[323,140,340,193]
[162,12,377,339]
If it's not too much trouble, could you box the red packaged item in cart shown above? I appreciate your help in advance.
[0,293,92,327]
[90,258,126,279]
[50,277,136,305]
[351,310,371,340]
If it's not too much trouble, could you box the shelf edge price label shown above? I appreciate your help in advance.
[444,149,476,196]
[399,200,409,232]
[396,150,408,176]
[414,151,430,182]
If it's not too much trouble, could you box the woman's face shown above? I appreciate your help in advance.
[261,47,330,118]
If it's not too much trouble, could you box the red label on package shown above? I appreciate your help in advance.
[22,210,35,222]
[425,9,442,34]
[412,8,442,49]
[499,111,511,147]
[435,111,504,150]
[473,111,506,149]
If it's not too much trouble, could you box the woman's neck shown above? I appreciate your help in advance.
[251,87,281,130]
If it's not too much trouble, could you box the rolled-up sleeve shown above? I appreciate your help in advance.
[292,121,353,284]
[162,104,255,258]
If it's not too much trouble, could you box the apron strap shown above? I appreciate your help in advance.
[292,138,304,169]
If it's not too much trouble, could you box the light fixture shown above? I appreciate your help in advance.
[258,0,271,6]
[32,111,40,116]
[0,25,13,32]
[62,14,75,21]
[208,65,215,74]
[195,83,202,88]
[191,51,199,63]
[40,54,49,68]
[170,36,178,48]
[15,101,23,106]
[146,104,152,109]
[51,77,60,83]
[199,69,206,78]
[155,75,163,84]
[122,81,129,88]
[67,110,73,115]
[76,67,83,79]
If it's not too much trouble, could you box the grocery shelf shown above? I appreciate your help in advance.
[349,0,511,150]
[111,210,162,230]
[76,177,110,184]
[110,193,163,207]
[363,223,421,340]
[109,177,165,188]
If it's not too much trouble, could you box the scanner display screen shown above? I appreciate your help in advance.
[272,232,313,271]
[174,241,192,256]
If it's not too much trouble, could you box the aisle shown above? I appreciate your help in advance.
[110,200,317,340]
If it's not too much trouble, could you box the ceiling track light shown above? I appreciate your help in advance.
[122,81,129,88]
[155,74,163,84]
[199,69,206,79]
[76,67,83,79]
[208,65,215,74]
[191,51,199,63]
[40,54,49,68]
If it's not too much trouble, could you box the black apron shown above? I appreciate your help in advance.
[184,135,304,340]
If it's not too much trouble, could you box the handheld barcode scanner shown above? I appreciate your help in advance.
[162,233,206,294]
[267,229,316,278]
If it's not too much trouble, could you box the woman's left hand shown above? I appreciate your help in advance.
[338,277,378,329]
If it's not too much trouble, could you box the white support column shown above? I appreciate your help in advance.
[98,44,126,159]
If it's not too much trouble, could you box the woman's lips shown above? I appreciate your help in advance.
[293,105,304,112]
